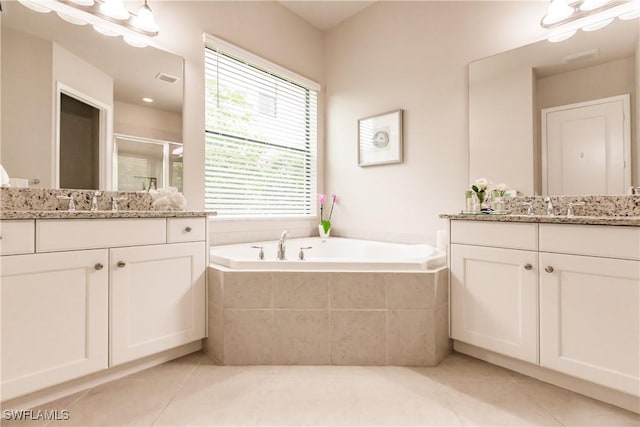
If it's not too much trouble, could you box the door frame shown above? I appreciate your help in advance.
[541,94,631,195]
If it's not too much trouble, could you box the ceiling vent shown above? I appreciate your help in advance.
[155,72,180,84]
[563,48,600,63]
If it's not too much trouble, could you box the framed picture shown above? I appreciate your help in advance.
[358,109,403,167]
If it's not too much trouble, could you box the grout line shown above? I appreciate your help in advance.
[150,353,204,427]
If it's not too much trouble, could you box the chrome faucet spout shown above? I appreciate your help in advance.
[544,197,554,216]
[91,191,103,212]
[277,230,288,260]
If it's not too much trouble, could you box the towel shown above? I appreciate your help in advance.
[148,187,187,210]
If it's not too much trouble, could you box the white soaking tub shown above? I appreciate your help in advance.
[209,237,446,271]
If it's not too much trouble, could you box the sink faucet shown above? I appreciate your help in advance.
[544,197,554,216]
[90,191,102,211]
[277,230,288,260]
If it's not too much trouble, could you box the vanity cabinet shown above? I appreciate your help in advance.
[0,216,207,401]
[450,221,539,363]
[1,249,109,400]
[538,225,640,396]
[449,220,640,397]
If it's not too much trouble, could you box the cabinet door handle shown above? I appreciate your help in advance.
[185,226,192,232]
[545,266,554,273]
[94,263,104,270]
[117,261,126,268]
[524,264,533,271]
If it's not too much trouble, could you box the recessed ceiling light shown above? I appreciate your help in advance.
[142,97,154,103]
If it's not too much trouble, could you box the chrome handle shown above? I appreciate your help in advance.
[117,261,126,268]
[250,246,264,260]
[185,226,192,232]
[298,246,312,261]
[524,264,533,271]
[94,263,104,270]
[545,266,554,273]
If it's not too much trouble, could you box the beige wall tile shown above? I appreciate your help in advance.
[331,273,385,309]
[223,309,272,365]
[386,273,435,310]
[331,310,386,365]
[207,268,223,307]
[435,305,452,364]
[435,268,449,308]
[387,310,432,366]
[204,304,224,363]
[223,272,272,309]
[273,273,330,309]
[272,310,331,365]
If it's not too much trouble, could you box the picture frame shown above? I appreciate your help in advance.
[357,109,403,167]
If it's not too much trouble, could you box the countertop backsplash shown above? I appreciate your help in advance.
[502,195,640,217]
[1,188,153,212]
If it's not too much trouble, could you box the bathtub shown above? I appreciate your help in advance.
[209,237,446,271]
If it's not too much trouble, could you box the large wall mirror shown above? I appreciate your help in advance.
[1,1,184,191]
[469,18,639,195]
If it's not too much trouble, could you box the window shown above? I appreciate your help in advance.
[204,38,319,217]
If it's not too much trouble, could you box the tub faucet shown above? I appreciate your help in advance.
[544,197,554,216]
[277,230,288,260]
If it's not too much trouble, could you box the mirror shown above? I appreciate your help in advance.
[469,18,639,195]
[1,1,184,190]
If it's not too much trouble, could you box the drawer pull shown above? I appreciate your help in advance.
[94,263,104,270]
[117,261,126,268]
[524,264,533,271]
[545,266,554,273]
[185,226,192,233]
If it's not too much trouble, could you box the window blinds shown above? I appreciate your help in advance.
[204,46,318,217]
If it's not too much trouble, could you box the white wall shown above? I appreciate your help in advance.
[470,67,535,195]
[114,101,182,142]
[1,27,53,187]
[324,2,547,244]
[151,1,324,243]
[636,27,640,186]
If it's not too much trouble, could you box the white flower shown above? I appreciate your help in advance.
[495,183,509,192]
[473,178,489,191]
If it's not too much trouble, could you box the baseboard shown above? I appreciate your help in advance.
[1,341,202,411]
[454,341,640,414]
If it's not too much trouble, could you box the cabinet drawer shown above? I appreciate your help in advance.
[167,217,206,243]
[451,220,538,250]
[37,219,166,252]
[540,224,640,260]
[0,220,35,255]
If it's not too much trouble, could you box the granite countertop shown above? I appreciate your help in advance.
[0,210,214,220]
[440,213,640,227]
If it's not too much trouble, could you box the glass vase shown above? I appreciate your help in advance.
[318,224,331,238]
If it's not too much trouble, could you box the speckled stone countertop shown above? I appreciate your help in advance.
[440,195,640,227]
[439,213,640,226]
[0,188,214,220]
[0,210,211,220]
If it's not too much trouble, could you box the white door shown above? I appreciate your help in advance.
[450,244,538,363]
[542,95,630,195]
[110,242,206,366]
[1,250,109,400]
[539,252,639,396]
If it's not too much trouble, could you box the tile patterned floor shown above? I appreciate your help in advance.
[3,351,639,426]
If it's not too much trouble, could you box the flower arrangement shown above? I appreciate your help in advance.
[471,178,513,211]
[492,183,510,198]
[318,193,337,234]
[471,178,489,205]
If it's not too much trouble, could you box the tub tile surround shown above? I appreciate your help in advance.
[205,267,450,366]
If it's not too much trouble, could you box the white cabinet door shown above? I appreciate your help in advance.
[540,252,639,396]
[1,250,109,400]
[110,242,206,366]
[450,244,538,363]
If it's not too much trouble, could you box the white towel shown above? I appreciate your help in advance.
[149,187,187,210]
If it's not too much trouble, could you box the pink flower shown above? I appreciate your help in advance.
[318,194,326,205]
[331,194,338,203]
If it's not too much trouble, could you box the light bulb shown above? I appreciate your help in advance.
[68,0,95,5]
[579,0,611,11]
[133,1,159,33]
[57,11,87,25]
[123,35,149,48]
[581,17,614,31]
[100,0,129,20]
[548,28,577,42]
[543,0,575,25]
[93,24,119,37]
[17,0,51,13]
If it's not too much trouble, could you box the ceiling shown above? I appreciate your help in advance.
[278,1,376,31]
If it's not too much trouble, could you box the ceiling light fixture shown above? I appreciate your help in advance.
[541,0,640,42]
[142,97,154,103]
[16,0,159,48]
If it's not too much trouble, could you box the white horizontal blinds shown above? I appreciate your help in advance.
[204,45,318,217]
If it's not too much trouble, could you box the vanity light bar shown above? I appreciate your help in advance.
[542,0,640,42]
[16,0,158,48]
